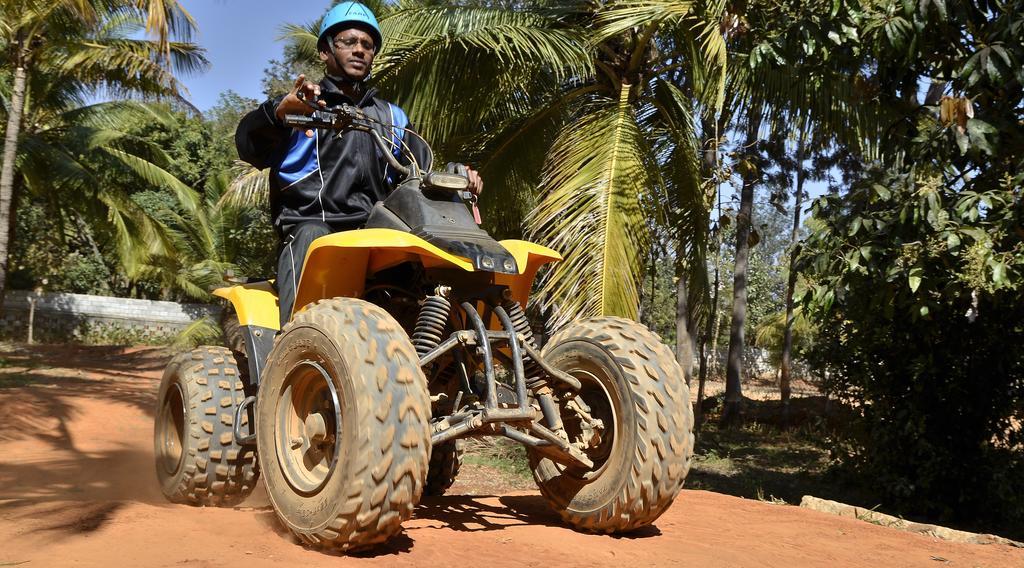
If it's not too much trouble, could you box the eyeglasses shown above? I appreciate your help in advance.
[332,36,375,52]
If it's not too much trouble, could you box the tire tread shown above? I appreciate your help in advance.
[157,346,259,507]
[264,298,431,551]
[533,317,694,532]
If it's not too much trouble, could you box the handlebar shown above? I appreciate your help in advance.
[282,94,470,199]
[285,92,422,176]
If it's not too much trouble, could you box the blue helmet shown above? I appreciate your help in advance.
[318,2,382,53]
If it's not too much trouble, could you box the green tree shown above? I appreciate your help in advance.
[0,0,203,299]
[710,0,879,422]
[801,170,1024,533]
[799,0,1024,533]
[139,174,274,300]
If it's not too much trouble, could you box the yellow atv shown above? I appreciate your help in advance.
[153,103,694,551]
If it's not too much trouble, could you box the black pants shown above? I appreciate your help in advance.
[276,220,335,328]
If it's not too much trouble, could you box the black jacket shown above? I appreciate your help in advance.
[235,77,432,234]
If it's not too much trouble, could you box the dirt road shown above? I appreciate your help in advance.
[1,344,1021,568]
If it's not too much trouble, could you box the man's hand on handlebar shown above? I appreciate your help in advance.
[465,166,483,196]
[275,75,326,138]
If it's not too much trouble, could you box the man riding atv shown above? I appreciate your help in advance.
[235,1,483,327]
[153,1,693,554]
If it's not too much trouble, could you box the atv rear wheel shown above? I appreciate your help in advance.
[528,317,693,532]
[257,298,431,551]
[154,346,259,506]
[424,439,463,496]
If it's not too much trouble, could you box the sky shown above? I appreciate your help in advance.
[179,0,332,111]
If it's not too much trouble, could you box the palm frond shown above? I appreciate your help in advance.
[57,100,174,131]
[133,0,197,59]
[753,306,815,365]
[279,20,321,63]
[222,161,270,208]
[527,86,657,328]
[102,146,200,213]
[649,78,711,326]
[171,315,221,350]
[371,6,592,143]
[592,0,699,42]
[61,36,208,99]
[464,84,600,238]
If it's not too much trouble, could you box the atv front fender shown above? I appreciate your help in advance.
[495,240,561,309]
[294,229,473,314]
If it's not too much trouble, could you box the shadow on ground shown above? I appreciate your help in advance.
[687,395,874,508]
[246,490,665,559]
[0,344,168,444]
[415,494,660,538]
[0,343,169,535]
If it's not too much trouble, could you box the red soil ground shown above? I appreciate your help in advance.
[1,343,1021,567]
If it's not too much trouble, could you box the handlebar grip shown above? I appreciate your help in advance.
[282,114,331,130]
[445,162,470,178]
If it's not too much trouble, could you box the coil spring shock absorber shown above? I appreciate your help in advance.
[502,293,569,435]
[501,294,546,389]
[413,287,452,359]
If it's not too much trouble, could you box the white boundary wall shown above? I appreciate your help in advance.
[0,290,220,342]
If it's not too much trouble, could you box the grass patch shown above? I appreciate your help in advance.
[462,438,533,482]
[0,346,40,370]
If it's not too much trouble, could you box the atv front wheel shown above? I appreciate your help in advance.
[154,346,259,506]
[529,317,693,532]
[257,298,431,551]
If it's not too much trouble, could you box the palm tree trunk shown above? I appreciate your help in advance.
[695,115,724,434]
[696,210,722,433]
[0,42,28,301]
[721,115,761,426]
[708,302,722,376]
[674,256,695,386]
[780,130,808,421]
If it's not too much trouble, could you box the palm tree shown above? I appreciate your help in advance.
[15,98,203,279]
[247,0,727,334]
[0,0,200,300]
[712,0,886,423]
[139,174,250,300]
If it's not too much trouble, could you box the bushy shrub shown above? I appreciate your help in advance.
[800,169,1024,535]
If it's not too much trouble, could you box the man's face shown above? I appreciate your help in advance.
[320,26,375,81]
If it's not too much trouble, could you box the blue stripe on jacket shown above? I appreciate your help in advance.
[278,130,319,188]
[384,103,409,187]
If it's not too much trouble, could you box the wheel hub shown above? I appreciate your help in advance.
[275,360,342,494]
[561,368,617,477]
[157,383,186,476]
[304,413,328,444]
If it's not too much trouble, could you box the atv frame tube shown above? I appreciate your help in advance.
[426,300,594,470]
